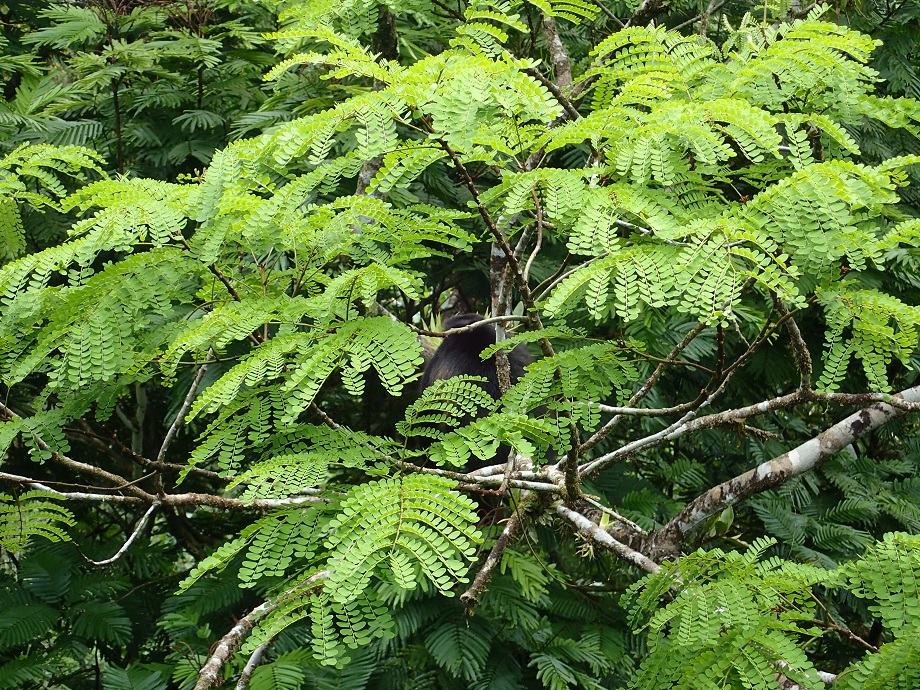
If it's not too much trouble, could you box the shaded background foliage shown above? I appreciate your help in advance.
[0,0,919,689]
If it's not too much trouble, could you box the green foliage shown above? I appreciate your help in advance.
[237,508,324,587]
[816,286,920,392]
[0,491,75,551]
[0,589,60,651]
[0,144,104,262]
[834,634,920,690]
[7,0,277,177]
[399,376,498,444]
[625,536,920,690]
[836,532,920,633]
[325,475,482,600]
[2,0,920,687]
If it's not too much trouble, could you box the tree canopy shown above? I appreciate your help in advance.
[1,0,920,688]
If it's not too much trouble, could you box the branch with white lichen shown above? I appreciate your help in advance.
[646,385,920,560]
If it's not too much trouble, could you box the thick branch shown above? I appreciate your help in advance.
[580,372,920,478]
[235,640,272,690]
[648,385,920,560]
[195,602,272,690]
[541,15,572,89]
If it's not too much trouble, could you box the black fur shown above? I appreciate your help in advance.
[420,314,532,471]
[421,314,531,398]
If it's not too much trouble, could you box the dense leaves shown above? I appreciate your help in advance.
[1,1,920,689]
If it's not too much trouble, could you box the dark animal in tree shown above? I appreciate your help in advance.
[421,313,532,399]
[419,313,533,471]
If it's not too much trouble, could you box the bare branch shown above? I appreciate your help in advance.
[582,384,920,478]
[195,571,329,690]
[69,421,222,480]
[672,0,730,32]
[523,193,544,283]
[85,503,158,566]
[590,0,626,27]
[772,298,813,391]
[163,493,326,509]
[0,401,156,501]
[235,640,272,690]
[0,473,144,503]
[775,661,837,688]
[526,68,580,121]
[649,385,920,560]
[625,0,669,26]
[431,132,556,357]
[413,314,529,338]
[578,323,707,456]
[158,350,213,464]
[581,495,648,537]
[371,302,437,361]
[436,137,525,285]
[402,462,561,492]
[461,495,531,609]
[540,15,572,89]
[195,602,273,690]
[556,504,660,574]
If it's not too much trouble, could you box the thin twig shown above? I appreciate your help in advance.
[672,0,729,32]
[776,298,812,390]
[158,350,214,464]
[0,401,155,500]
[84,503,158,566]
[413,314,529,338]
[590,0,626,27]
[460,495,532,609]
[578,323,706,456]
[0,473,144,502]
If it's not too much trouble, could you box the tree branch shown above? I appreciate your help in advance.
[0,473,144,503]
[0,471,325,509]
[461,495,532,609]
[84,502,158,566]
[195,571,329,690]
[555,504,660,574]
[648,385,920,560]
[540,15,572,89]
[625,0,670,26]
[158,350,213,465]
[0,401,156,501]
[578,323,707,456]
[234,639,272,690]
